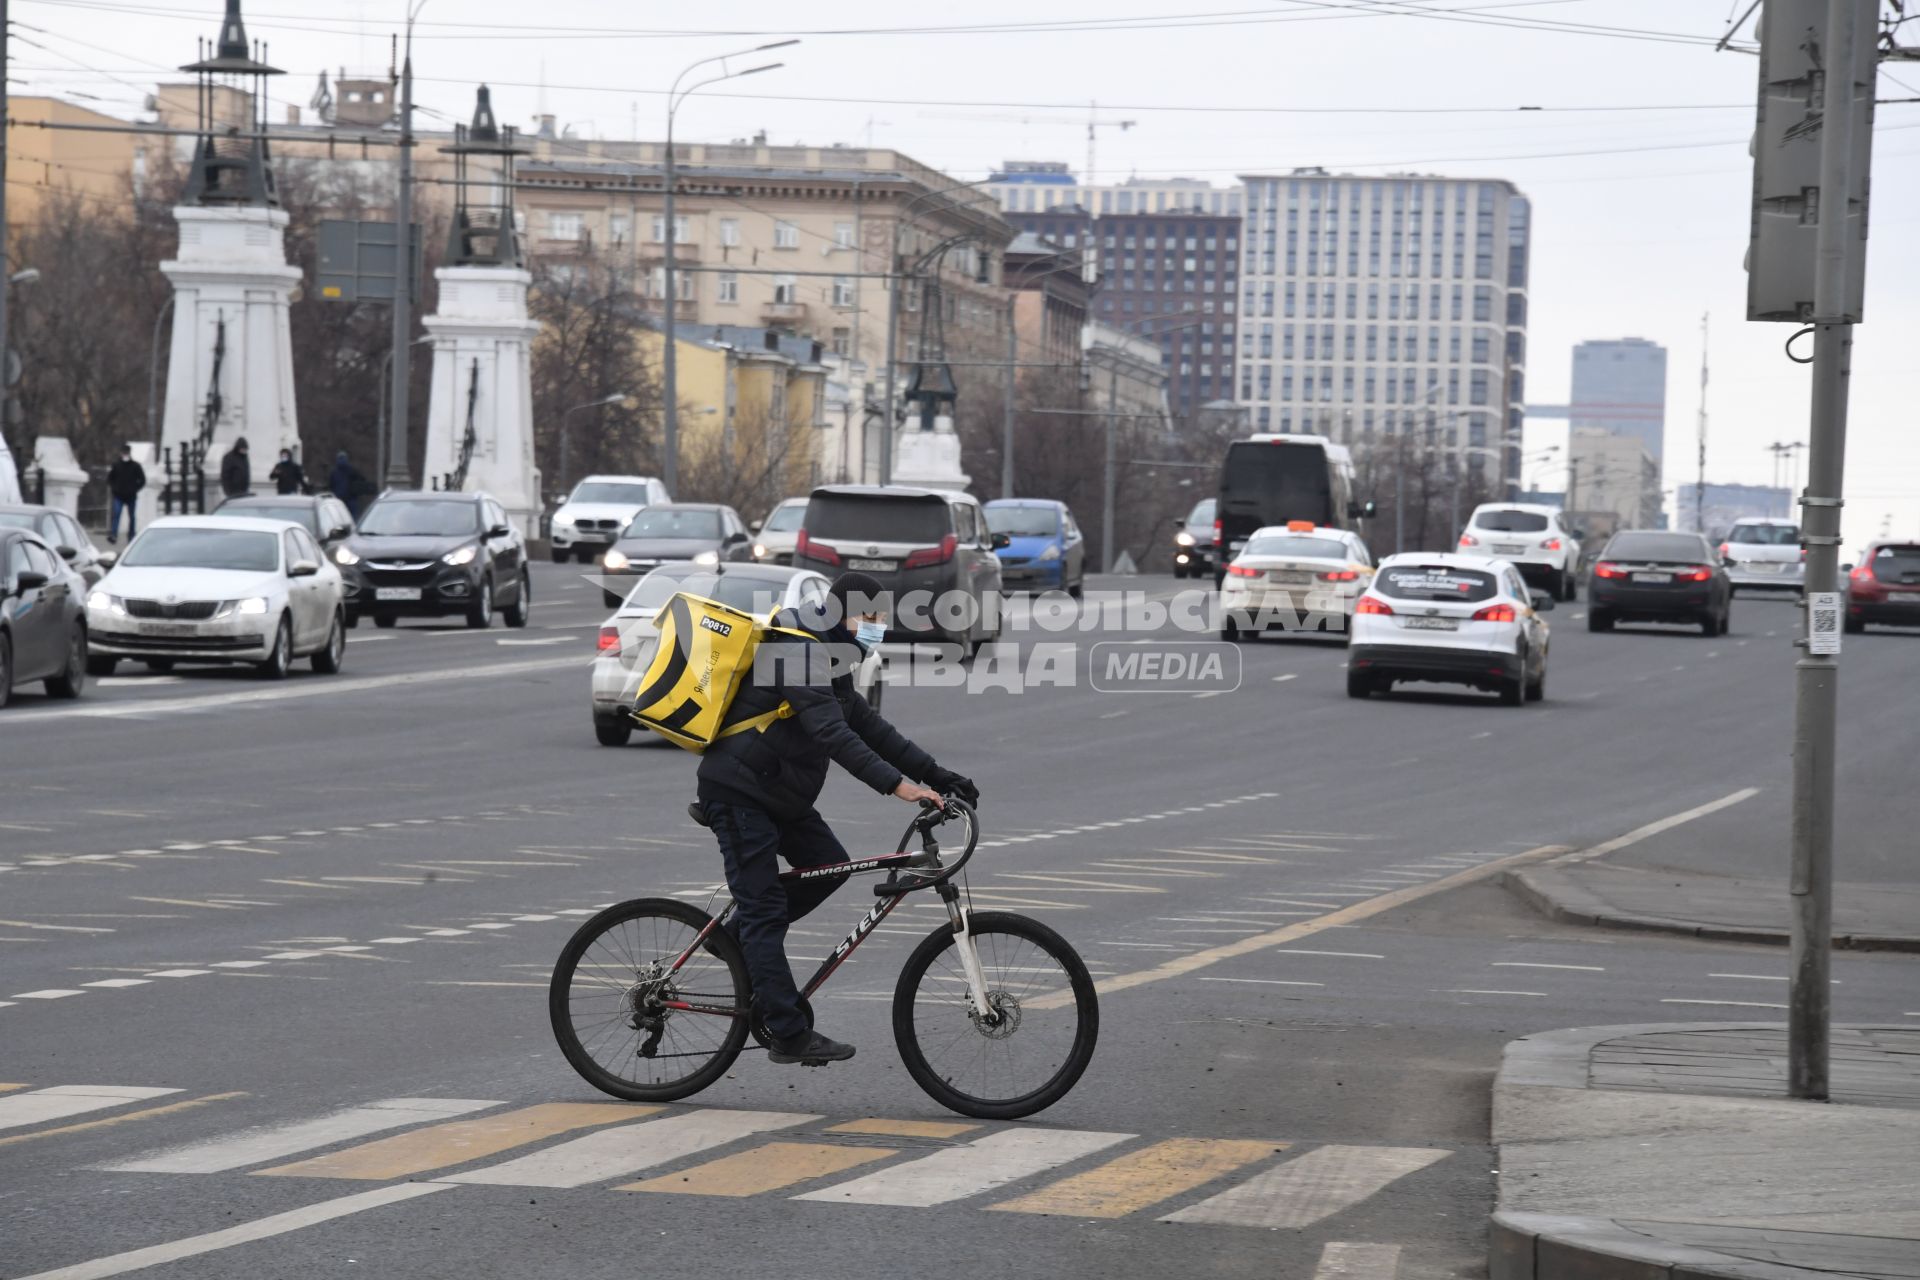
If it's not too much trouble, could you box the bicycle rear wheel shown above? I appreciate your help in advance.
[549,897,749,1102]
[892,910,1098,1120]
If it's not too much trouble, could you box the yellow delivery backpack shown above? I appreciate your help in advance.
[629,592,811,752]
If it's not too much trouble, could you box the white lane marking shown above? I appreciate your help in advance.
[207,960,270,970]
[1276,949,1385,960]
[1491,962,1605,972]
[1660,998,1787,1009]
[1313,1242,1404,1280]
[95,676,185,687]
[496,637,571,646]
[1162,1145,1447,1228]
[344,634,395,643]
[12,1183,450,1280]
[81,979,151,989]
[1446,989,1547,997]
[444,1109,814,1188]
[465,923,515,930]
[0,1085,182,1132]
[1098,709,1131,719]
[143,970,211,979]
[1272,673,1298,683]
[795,1127,1132,1206]
[425,929,470,937]
[1553,786,1761,866]
[102,1097,499,1173]
[9,655,578,722]
[11,989,86,1000]
[1200,977,1325,987]
[262,951,325,960]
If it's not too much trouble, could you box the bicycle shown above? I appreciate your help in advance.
[549,798,1099,1120]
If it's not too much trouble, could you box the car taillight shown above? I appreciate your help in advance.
[1541,538,1561,552]
[1678,566,1713,583]
[1226,563,1261,578]
[902,534,957,570]
[1317,569,1359,581]
[1850,564,1875,584]
[1593,561,1628,579]
[1458,533,1479,548]
[1471,603,1517,622]
[597,625,621,651]
[795,528,839,567]
[1212,518,1223,547]
[1717,543,1731,560]
[1355,597,1393,615]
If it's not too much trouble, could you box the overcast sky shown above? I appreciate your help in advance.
[13,0,1917,548]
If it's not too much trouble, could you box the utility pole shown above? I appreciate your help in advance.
[1694,312,1708,532]
[1001,297,1016,500]
[1103,359,1118,573]
[385,28,416,490]
[1,0,12,456]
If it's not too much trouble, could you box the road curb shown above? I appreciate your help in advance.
[1499,866,1920,954]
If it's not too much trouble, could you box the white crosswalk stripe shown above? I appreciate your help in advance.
[1160,1144,1447,1228]
[794,1127,1133,1206]
[101,1097,500,1173]
[1312,1242,1403,1280]
[440,1109,816,1188]
[0,1086,181,1132]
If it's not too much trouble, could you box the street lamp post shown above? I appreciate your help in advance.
[385,0,431,491]
[560,392,629,497]
[146,294,176,445]
[661,41,795,500]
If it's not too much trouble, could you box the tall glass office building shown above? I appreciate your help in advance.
[1570,338,1668,464]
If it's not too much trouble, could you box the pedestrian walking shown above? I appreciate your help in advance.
[329,450,369,518]
[219,437,252,499]
[269,447,305,495]
[106,445,146,545]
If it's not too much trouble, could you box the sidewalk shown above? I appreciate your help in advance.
[1504,862,1920,952]
[1491,1023,1920,1280]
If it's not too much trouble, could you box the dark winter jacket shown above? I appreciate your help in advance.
[270,458,305,495]
[108,458,146,500]
[219,448,251,497]
[696,605,935,821]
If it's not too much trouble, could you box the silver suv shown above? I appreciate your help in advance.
[792,485,1007,654]
[1719,517,1803,594]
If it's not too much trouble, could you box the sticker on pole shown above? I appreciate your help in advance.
[1807,591,1841,655]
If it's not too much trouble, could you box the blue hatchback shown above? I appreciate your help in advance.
[985,499,1086,597]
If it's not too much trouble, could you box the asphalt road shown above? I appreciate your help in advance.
[2,565,1914,1280]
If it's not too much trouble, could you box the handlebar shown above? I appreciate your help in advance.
[873,795,978,896]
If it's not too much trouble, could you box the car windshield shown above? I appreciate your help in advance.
[222,503,319,535]
[1473,509,1550,533]
[1607,533,1710,562]
[762,504,805,533]
[121,528,279,572]
[1187,497,1217,527]
[1867,545,1920,582]
[1375,564,1498,603]
[625,569,789,616]
[986,506,1059,537]
[1728,523,1798,545]
[571,482,653,505]
[624,509,721,540]
[358,500,479,537]
[1243,535,1349,560]
[804,494,951,543]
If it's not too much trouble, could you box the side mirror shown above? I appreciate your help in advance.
[16,570,49,590]
[1530,590,1555,612]
[95,550,118,569]
[724,531,749,545]
[990,532,1012,550]
[1171,517,1185,530]
[749,519,764,534]
[1841,563,1854,574]
[487,524,511,539]
[288,560,320,578]
[56,545,79,561]
[331,525,353,541]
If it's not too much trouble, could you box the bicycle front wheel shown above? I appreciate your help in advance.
[549,897,749,1103]
[892,910,1099,1119]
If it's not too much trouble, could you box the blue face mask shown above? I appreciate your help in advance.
[854,620,887,651]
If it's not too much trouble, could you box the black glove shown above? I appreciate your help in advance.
[925,767,979,808]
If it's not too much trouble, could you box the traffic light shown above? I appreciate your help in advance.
[1745,0,1878,323]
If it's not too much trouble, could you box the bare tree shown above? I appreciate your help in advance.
[528,253,662,501]
[676,400,813,517]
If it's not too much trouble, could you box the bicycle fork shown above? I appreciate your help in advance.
[940,883,997,1026]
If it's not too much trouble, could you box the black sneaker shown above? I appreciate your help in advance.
[768,1030,855,1065]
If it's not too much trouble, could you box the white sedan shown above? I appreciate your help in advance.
[591,563,883,746]
[86,516,347,679]
[1219,522,1374,642]
[1346,552,1553,705]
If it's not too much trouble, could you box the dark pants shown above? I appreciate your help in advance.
[702,800,850,1041]
[110,496,136,541]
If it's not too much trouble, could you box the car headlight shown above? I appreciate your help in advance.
[1175,531,1195,547]
[333,545,360,566]
[442,544,479,566]
[752,542,769,559]
[692,550,720,566]
[87,590,124,614]
[235,597,270,616]
[603,549,630,571]
[1038,544,1061,561]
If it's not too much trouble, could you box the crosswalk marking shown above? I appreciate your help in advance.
[1159,1144,1447,1229]
[254,1102,655,1181]
[0,1086,182,1132]
[988,1138,1283,1219]
[440,1109,816,1189]
[1312,1242,1403,1280]
[794,1127,1132,1207]
[619,1141,896,1197]
[823,1117,977,1140]
[103,1097,500,1173]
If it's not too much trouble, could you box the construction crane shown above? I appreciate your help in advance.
[918,103,1137,187]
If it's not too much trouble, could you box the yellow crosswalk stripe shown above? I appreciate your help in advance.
[822,1118,978,1140]
[0,1084,28,1093]
[988,1138,1284,1219]
[617,1141,898,1197]
[254,1103,657,1181]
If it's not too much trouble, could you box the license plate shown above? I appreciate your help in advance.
[134,621,187,636]
[374,586,422,601]
[847,559,893,572]
[1267,571,1312,584]
[1753,563,1782,574]
[1493,543,1526,556]
[1634,573,1673,585]
[1402,616,1458,631]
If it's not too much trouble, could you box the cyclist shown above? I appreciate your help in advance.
[695,570,979,1066]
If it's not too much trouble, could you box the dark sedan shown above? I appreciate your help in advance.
[599,502,752,606]
[1,527,89,707]
[0,503,112,587]
[1587,530,1732,636]
[334,490,531,629]
[215,493,357,554]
